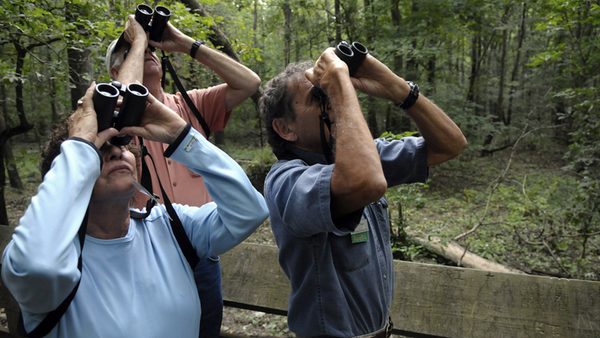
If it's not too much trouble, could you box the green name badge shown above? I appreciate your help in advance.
[350,217,369,244]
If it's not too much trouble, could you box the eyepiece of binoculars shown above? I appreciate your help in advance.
[334,41,368,76]
[134,3,171,42]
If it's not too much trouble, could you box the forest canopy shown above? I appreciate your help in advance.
[0,0,599,279]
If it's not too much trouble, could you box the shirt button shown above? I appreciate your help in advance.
[167,160,172,165]
[173,182,177,187]
[383,274,387,279]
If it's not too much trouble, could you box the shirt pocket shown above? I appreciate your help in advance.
[329,231,370,272]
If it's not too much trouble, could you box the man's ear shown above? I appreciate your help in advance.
[110,67,119,80]
[272,118,297,142]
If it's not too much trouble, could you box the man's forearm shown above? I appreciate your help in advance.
[405,94,467,165]
[330,73,387,216]
[117,39,146,85]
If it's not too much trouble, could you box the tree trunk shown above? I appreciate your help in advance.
[65,1,92,110]
[388,0,412,133]
[405,1,419,80]
[427,55,436,94]
[390,0,402,71]
[466,34,481,106]
[253,0,263,147]
[0,150,7,225]
[334,0,341,42]
[3,143,22,190]
[0,84,23,190]
[507,2,527,126]
[495,6,512,126]
[282,0,292,65]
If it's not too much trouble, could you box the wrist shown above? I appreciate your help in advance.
[190,39,205,58]
[396,81,419,110]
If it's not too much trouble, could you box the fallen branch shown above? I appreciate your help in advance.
[407,229,524,274]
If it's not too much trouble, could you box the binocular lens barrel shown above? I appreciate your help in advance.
[334,40,369,76]
[111,83,149,145]
[93,83,120,132]
[135,4,153,30]
[336,43,354,59]
[149,6,171,41]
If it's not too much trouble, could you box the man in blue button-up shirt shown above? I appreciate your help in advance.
[259,48,467,337]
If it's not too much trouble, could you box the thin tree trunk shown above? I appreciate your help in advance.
[282,0,291,66]
[3,143,22,190]
[466,34,480,105]
[0,84,23,190]
[0,150,7,225]
[405,1,419,80]
[389,0,411,132]
[507,2,527,126]
[66,1,92,110]
[253,0,263,147]
[495,6,512,125]
[334,0,341,42]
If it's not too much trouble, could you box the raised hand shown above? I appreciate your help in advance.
[118,93,187,144]
[69,83,119,149]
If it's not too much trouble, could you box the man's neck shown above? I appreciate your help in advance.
[144,77,166,102]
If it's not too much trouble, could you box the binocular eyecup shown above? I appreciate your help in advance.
[135,4,171,42]
[93,81,149,146]
[334,41,368,76]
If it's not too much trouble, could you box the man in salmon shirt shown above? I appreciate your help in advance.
[105,15,260,338]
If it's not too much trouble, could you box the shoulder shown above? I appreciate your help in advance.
[184,84,228,99]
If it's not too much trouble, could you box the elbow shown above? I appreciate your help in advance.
[352,173,388,204]
[429,134,468,165]
[453,133,468,157]
[246,73,261,95]
[250,194,269,225]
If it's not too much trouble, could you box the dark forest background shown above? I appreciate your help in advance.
[0,0,598,280]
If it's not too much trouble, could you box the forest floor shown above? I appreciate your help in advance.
[3,138,598,336]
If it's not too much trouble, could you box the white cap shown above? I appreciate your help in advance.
[105,36,129,77]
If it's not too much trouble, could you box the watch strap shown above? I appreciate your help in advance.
[398,81,419,110]
[190,40,205,58]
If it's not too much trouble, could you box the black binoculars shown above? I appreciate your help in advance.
[135,3,171,42]
[93,81,149,146]
[334,41,368,76]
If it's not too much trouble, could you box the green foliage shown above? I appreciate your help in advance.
[2,0,599,281]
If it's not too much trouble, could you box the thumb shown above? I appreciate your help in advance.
[95,128,119,149]
[304,68,317,86]
[119,126,147,140]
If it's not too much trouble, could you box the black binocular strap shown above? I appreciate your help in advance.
[141,146,200,270]
[161,53,211,139]
[318,100,334,165]
[18,212,88,338]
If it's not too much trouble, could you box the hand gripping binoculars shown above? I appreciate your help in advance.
[334,41,368,76]
[93,81,149,146]
[135,4,171,41]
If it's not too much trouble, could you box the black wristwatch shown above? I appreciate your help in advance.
[398,81,419,110]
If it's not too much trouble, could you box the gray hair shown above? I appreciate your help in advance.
[259,61,313,158]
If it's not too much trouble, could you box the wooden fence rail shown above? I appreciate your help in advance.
[1,226,599,337]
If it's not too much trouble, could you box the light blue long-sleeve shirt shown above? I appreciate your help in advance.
[2,126,268,338]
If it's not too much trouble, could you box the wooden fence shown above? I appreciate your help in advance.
[1,226,599,337]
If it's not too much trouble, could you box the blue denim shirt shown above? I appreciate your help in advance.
[264,137,428,337]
